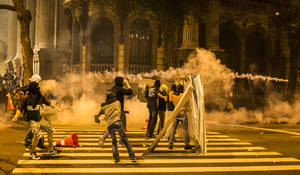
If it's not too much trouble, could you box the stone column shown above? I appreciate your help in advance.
[118,44,125,72]
[34,0,55,50]
[206,0,220,50]
[7,8,17,61]
[81,45,87,74]
[55,0,71,49]
[14,22,22,77]
[280,33,290,80]
[240,37,246,73]
[157,46,164,70]
[26,0,36,48]
[181,15,199,49]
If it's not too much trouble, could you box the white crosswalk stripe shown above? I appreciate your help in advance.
[13,126,300,174]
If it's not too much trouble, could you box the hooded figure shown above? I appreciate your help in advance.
[12,75,58,160]
[144,79,161,138]
[94,89,136,163]
[100,76,133,146]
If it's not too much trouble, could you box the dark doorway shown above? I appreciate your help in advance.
[91,17,114,64]
[220,23,241,72]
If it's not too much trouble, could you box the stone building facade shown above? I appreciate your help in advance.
[5,0,292,82]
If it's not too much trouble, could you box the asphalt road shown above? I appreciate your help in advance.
[207,123,300,159]
[1,121,300,174]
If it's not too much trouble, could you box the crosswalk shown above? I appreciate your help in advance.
[12,126,300,174]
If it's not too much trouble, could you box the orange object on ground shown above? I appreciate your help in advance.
[7,93,15,110]
[53,133,79,148]
[142,119,148,130]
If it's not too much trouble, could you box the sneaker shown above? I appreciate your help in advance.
[48,149,58,155]
[130,157,136,163]
[168,144,173,150]
[29,152,40,160]
[99,136,104,147]
[184,145,193,150]
[114,159,120,163]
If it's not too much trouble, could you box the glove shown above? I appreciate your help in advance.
[50,103,58,111]
[12,109,21,122]
[94,114,100,123]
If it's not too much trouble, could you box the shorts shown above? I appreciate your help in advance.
[30,118,55,139]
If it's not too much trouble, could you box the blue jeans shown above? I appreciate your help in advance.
[103,111,126,144]
[107,120,135,161]
[169,113,189,147]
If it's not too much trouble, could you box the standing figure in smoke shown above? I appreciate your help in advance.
[12,74,58,160]
[0,83,8,113]
[168,84,193,150]
[99,76,133,146]
[94,90,136,163]
[157,84,168,135]
[145,80,161,138]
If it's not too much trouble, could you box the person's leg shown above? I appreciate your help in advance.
[30,121,42,159]
[120,111,126,129]
[119,111,126,144]
[107,123,119,162]
[157,110,165,135]
[149,110,158,136]
[117,121,135,161]
[25,130,33,148]
[40,118,55,152]
[169,119,180,148]
[146,109,153,136]
[99,130,109,146]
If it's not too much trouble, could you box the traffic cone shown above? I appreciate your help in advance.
[7,93,15,110]
[142,119,148,130]
[53,133,79,148]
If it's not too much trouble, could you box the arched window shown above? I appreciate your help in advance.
[220,23,241,72]
[91,17,114,64]
[129,19,152,65]
[246,31,266,75]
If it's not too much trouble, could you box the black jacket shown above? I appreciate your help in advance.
[145,85,159,110]
[110,86,133,111]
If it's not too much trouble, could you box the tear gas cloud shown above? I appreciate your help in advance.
[39,48,298,126]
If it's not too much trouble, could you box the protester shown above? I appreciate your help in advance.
[99,76,133,146]
[157,84,168,135]
[0,83,8,112]
[145,80,161,138]
[94,89,136,163]
[12,74,58,160]
[168,84,193,150]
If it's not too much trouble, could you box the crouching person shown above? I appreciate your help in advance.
[94,90,136,163]
[12,75,58,160]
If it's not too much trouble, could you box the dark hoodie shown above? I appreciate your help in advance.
[19,82,51,122]
[110,76,133,111]
[145,80,160,110]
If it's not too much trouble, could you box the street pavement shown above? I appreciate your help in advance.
[9,124,300,175]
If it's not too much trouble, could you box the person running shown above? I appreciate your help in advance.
[94,90,136,163]
[168,84,193,150]
[12,74,58,160]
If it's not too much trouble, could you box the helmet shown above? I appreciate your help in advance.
[160,84,168,92]
[29,74,42,83]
